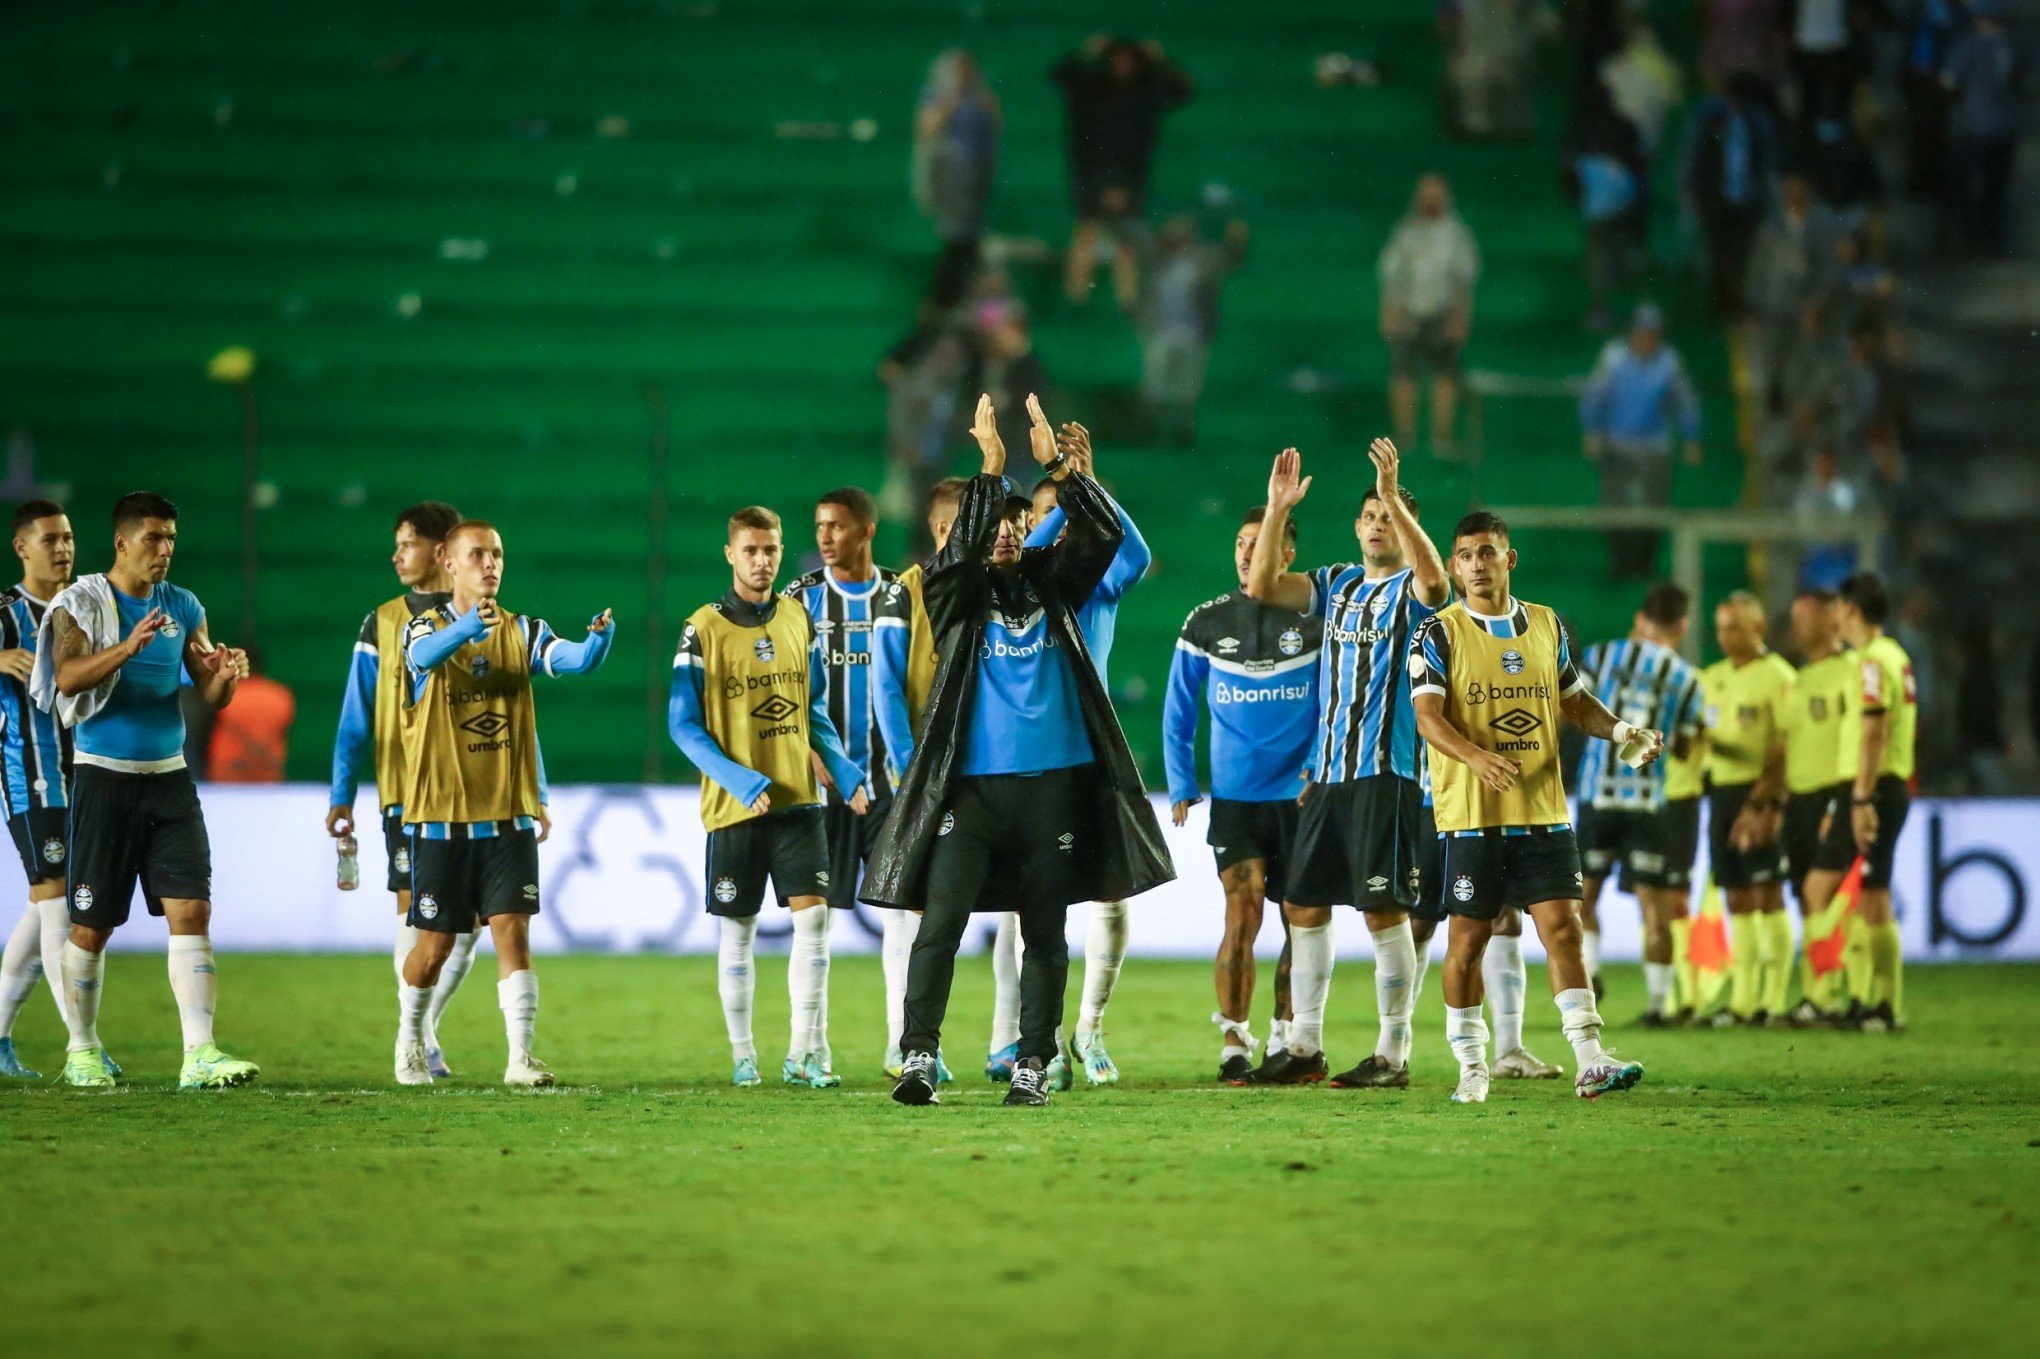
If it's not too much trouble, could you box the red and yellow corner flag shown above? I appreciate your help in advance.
[1805,857,1866,977]
[1687,875,1732,1010]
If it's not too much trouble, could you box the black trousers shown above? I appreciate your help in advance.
[900,765,1091,1065]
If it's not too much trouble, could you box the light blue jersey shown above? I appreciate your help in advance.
[960,574,1094,777]
[75,580,206,771]
[1025,498,1150,683]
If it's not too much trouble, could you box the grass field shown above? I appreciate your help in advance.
[5,953,2038,1358]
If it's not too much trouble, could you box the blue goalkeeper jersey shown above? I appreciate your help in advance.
[1163,588,1320,805]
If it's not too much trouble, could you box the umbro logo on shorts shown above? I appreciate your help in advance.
[1057,832,1074,851]
[522,884,538,900]
[816,871,830,887]
[939,811,955,836]
[73,885,94,912]
[714,877,739,903]
[42,839,64,864]
[1452,876,1474,903]
[417,894,439,920]
[1367,875,1389,891]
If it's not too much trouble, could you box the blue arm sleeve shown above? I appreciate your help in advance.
[536,616,614,677]
[329,646,377,808]
[408,608,485,672]
[1024,505,1065,551]
[535,732,550,807]
[808,649,867,798]
[667,661,771,808]
[870,616,915,779]
[1162,641,1209,806]
[1095,501,1152,604]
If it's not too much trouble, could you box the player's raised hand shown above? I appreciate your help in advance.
[1025,393,1059,467]
[1056,421,1093,477]
[0,648,32,682]
[124,607,167,657]
[1267,448,1312,514]
[1469,748,1521,793]
[588,608,613,635]
[1368,437,1402,503]
[970,393,1006,475]
[475,597,502,631]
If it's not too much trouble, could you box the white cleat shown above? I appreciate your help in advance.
[503,1051,556,1087]
[1492,1046,1563,1080]
[396,1039,434,1086]
[1451,1065,1491,1104]
[1576,1054,1645,1100]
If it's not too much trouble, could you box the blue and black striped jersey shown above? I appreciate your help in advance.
[1577,636,1702,812]
[0,587,71,816]
[1305,563,1440,784]
[782,567,914,801]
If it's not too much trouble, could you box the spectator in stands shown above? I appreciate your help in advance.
[1898,0,1960,198]
[1377,173,1480,454]
[1561,0,1629,142]
[1600,19,1685,251]
[971,298,1050,458]
[1681,75,1779,318]
[1789,0,1858,127]
[1800,115,1883,232]
[1579,304,1702,579]
[912,50,1001,311]
[878,320,971,543]
[1443,0,1536,141]
[1050,36,1195,309]
[1744,174,1826,368]
[1700,0,1785,94]
[1942,0,2021,255]
[1136,212,1249,446]
[1791,446,1865,589]
[207,646,295,783]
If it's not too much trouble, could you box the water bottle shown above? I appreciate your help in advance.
[336,833,360,891]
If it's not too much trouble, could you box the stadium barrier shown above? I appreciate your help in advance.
[88,786,2039,962]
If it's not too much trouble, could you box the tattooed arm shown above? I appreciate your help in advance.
[52,605,165,696]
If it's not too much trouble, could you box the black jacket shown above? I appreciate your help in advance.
[859,470,1175,912]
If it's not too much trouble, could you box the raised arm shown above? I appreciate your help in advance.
[1162,625,1209,822]
[407,604,488,673]
[1245,449,1315,613]
[52,603,165,697]
[328,614,379,832]
[1368,437,1448,608]
[531,610,614,677]
[667,624,772,816]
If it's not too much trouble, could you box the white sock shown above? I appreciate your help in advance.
[988,912,1021,1052]
[1644,961,1674,1015]
[880,908,917,1050]
[1077,900,1129,1038]
[498,970,538,1060]
[1266,1016,1289,1056]
[787,906,829,1061]
[1483,935,1526,1056]
[1582,928,1602,981]
[393,917,419,982]
[398,984,432,1044]
[1287,922,1333,1057]
[1447,1004,1490,1072]
[425,929,479,1049]
[1369,920,1417,1066]
[718,915,757,1060]
[1409,937,1432,1014]
[1213,1011,1255,1060]
[61,941,102,1051]
[38,896,72,1026]
[1557,986,1606,1068]
[0,905,41,1038]
[166,935,218,1052]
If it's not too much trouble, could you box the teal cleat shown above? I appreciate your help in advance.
[178,1042,259,1090]
[732,1055,762,1087]
[1046,1052,1074,1092]
[1076,1033,1119,1085]
[934,1050,955,1085]
[62,1046,117,1089]
[986,1042,1019,1083]
[0,1036,40,1079]
[804,1054,842,1088]
[1575,1055,1645,1100]
[102,1050,123,1079]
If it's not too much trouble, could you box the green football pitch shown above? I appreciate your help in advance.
[4,954,2036,1358]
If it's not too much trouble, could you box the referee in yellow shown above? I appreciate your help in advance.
[1780,587,1858,1024]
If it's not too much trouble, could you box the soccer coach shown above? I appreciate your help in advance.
[863,393,1173,1108]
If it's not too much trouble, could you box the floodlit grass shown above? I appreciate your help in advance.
[4,955,2036,1358]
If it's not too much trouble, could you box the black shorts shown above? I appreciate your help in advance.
[1439,827,1584,920]
[1389,313,1464,380]
[1708,783,1788,890]
[1784,784,1843,891]
[924,765,1091,914]
[1286,775,1419,911]
[1208,796,1299,904]
[1413,802,1447,922]
[823,795,890,911]
[408,825,540,934]
[1659,796,1701,889]
[383,806,415,896]
[9,806,69,884]
[706,806,830,918]
[1577,804,1678,891]
[1812,774,1912,889]
[66,764,212,929]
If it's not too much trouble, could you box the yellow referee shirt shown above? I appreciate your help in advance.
[1702,651,1794,789]
[1784,648,1854,794]
[1838,633,1917,784]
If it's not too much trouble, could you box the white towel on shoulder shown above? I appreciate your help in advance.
[31,573,121,728]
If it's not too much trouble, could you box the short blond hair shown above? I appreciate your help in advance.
[727,506,781,540]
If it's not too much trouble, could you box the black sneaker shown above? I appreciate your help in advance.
[1841,998,1867,1028]
[891,1051,940,1106]
[1003,1057,1051,1106]
[1218,1054,1257,1085]
[1329,1054,1409,1088]
[1786,999,1837,1028]
[1639,1010,1674,1029]
[1253,1050,1329,1086]
[1854,1001,1897,1034]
